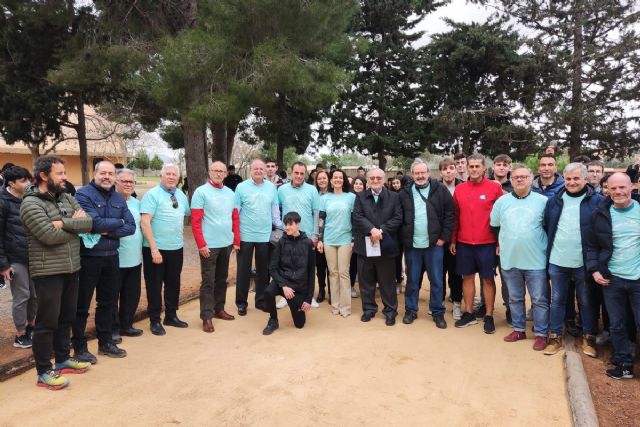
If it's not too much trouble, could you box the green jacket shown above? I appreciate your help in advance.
[20,185,93,278]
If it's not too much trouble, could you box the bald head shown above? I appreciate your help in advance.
[209,161,227,185]
[608,172,633,208]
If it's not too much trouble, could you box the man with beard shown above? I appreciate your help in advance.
[72,161,135,363]
[20,156,94,390]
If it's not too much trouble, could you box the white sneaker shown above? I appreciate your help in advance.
[526,308,533,321]
[596,331,610,345]
[276,298,288,309]
[452,302,462,320]
[311,299,320,308]
[351,287,357,298]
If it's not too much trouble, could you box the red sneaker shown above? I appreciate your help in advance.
[503,330,527,342]
[533,336,547,351]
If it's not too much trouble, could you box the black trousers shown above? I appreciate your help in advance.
[357,255,398,318]
[32,273,79,375]
[442,247,462,303]
[349,253,358,287]
[316,250,329,294]
[235,241,269,310]
[263,280,306,328]
[199,246,232,319]
[395,244,404,283]
[112,264,142,331]
[142,247,184,322]
[72,255,120,349]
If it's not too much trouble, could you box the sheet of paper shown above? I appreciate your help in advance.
[365,236,381,257]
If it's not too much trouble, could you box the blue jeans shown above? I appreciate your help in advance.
[603,275,640,366]
[502,268,549,336]
[405,246,444,316]
[548,264,597,336]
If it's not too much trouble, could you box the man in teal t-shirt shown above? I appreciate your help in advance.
[140,164,190,336]
[490,164,549,351]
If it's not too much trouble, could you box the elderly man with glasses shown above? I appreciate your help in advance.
[140,164,191,336]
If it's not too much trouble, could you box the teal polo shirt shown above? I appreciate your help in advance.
[235,178,279,243]
[191,183,235,248]
[118,197,143,268]
[320,192,356,246]
[278,182,320,236]
[609,201,640,280]
[140,185,190,250]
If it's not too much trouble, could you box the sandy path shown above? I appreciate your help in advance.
[0,287,571,427]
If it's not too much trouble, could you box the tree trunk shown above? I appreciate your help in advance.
[211,122,227,163]
[76,92,89,185]
[377,146,387,170]
[568,3,584,160]
[226,122,237,165]
[28,144,40,167]
[276,135,285,171]
[182,121,209,197]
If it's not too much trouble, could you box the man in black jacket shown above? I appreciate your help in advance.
[352,167,403,325]
[262,212,315,335]
[0,166,36,349]
[400,159,455,328]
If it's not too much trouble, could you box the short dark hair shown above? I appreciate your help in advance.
[291,161,306,171]
[228,164,236,170]
[587,161,604,171]
[329,169,351,193]
[453,152,467,161]
[439,158,455,171]
[493,154,512,165]
[265,158,276,165]
[539,153,556,162]
[2,166,32,184]
[396,171,403,176]
[316,163,326,170]
[34,156,64,184]
[572,155,591,164]
[357,166,365,171]
[1,162,15,173]
[467,153,485,165]
[283,211,301,225]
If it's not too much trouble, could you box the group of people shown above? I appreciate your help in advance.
[0,149,639,391]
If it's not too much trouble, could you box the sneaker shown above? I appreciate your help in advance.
[503,330,526,342]
[74,349,98,365]
[276,298,288,309]
[311,298,320,308]
[483,315,495,334]
[55,358,91,374]
[351,287,357,298]
[596,330,610,345]
[13,333,32,349]
[582,335,597,358]
[37,370,70,390]
[533,336,547,351]
[455,312,478,328]
[606,365,634,380]
[262,318,279,335]
[525,308,533,321]
[544,334,563,355]
[473,305,486,318]
[452,302,462,320]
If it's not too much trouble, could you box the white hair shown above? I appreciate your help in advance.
[161,163,180,176]
[564,162,587,178]
[116,168,136,179]
[411,158,429,174]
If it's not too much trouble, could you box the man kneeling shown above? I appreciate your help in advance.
[263,212,315,335]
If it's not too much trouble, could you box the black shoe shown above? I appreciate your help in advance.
[316,289,325,303]
[361,312,375,322]
[606,365,634,380]
[150,321,166,336]
[474,305,487,318]
[26,324,34,340]
[483,315,495,334]
[74,349,98,365]
[98,342,127,358]
[433,315,447,329]
[455,312,478,328]
[238,306,247,316]
[385,316,396,326]
[120,327,143,337]
[163,316,189,328]
[262,318,279,335]
[111,332,122,344]
[403,312,417,325]
[506,309,513,326]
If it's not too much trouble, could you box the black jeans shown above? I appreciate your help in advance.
[316,250,329,295]
[349,252,358,288]
[72,255,120,349]
[443,247,462,303]
[142,247,184,322]
[263,280,306,328]
[235,241,269,310]
[199,246,232,320]
[357,255,398,318]
[32,273,79,375]
[112,264,142,331]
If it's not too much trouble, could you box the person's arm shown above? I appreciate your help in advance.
[380,194,403,235]
[585,211,607,285]
[450,192,460,254]
[191,208,207,249]
[20,200,77,246]
[107,201,136,239]
[231,208,240,249]
[271,204,283,230]
[305,241,316,304]
[75,190,122,233]
[0,202,10,270]
[140,213,162,264]
[352,195,376,236]
[440,190,455,243]
[268,240,286,287]
[61,195,93,234]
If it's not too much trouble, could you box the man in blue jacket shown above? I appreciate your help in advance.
[532,153,565,198]
[72,161,135,363]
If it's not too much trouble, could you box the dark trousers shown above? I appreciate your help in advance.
[200,246,232,320]
[603,276,640,367]
[395,244,404,283]
[316,250,329,294]
[32,273,79,375]
[357,255,398,318]
[443,247,462,303]
[72,255,120,349]
[349,253,358,287]
[142,247,184,322]
[236,241,269,310]
[263,280,306,328]
[112,264,142,331]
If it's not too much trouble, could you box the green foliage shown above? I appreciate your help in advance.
[131,151,150,175]
[150,155,164,171]
[159,123,185,150]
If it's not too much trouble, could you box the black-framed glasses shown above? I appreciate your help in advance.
[57,202,68,217]
[170,194,178,209]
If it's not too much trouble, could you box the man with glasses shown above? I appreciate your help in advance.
[587,161,605,193]
[140,164,191,335]
[191,161,239,333]
[352,167,402,325]
[71,161,135,363]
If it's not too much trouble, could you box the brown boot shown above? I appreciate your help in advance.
[203,319,214,333]
[214,310,235,321]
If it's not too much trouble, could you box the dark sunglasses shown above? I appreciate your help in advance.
[170,194,178,209]
[57,202,68,217]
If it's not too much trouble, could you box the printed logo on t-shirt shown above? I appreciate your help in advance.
[480,194,486,200]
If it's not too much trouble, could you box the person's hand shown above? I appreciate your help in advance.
[232,244,240,253]
[199,247,210,258]
[436,239,445,247]
[52,220,64,229]
[449,243,456,255]
[151,249,163,264]
[317,241,324,253]
[300,302,311,312]
[283,286,295,299]
[370,228,383,242]
[496,245,500,256]
[72,210,87,218]
[592,271,610,286]
[1,267,13,281]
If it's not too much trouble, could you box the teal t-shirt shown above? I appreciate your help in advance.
[490,192,548,270]
[320,192,356,246]
[412,185,429,248]
[235,179,279,243]
[278,182,320,236]
[191,183,235,248]
[550,192,585,268]
[140,185,190,250]
[118,197,143,268]
[609,201,640,280]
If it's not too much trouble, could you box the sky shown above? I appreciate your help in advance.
[413,0,493,46]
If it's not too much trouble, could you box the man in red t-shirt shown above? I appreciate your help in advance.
[450,154,503,334]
